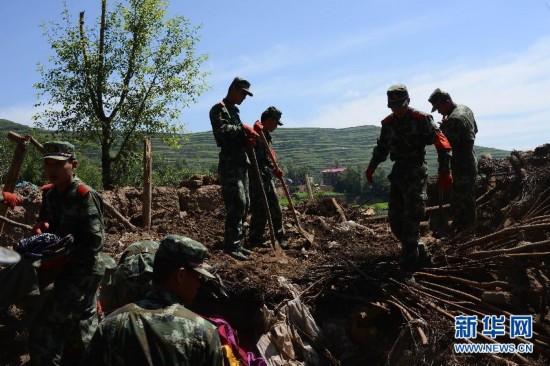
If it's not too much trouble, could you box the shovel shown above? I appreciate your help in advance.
[431,187,449,238]
[247,147,286,260]
[257,130,315,246]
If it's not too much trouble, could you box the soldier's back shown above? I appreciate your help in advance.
[86,289,221,366]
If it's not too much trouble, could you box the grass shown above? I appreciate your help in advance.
[349,201,389,215]
[279,190,344,206]
[368,202,389,211]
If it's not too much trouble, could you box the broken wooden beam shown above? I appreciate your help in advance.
[388,297,429,346]
[103,201,137,231]
[0,132,31,237]
[0,214,32,231]
[331,197,347,222]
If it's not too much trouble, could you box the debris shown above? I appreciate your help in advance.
[2,144,550,364]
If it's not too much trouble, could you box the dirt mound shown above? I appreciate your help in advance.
[2,147,550,365]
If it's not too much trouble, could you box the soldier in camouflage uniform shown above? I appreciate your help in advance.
[249,106,288,249]
[429,88,478,233]
[365,85,452,272]
[28,141,105,365]
[210,77,258,261]
[99,239,159,313]
[82,235,223,366]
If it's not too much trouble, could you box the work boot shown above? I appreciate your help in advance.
[238,246,252,255]
[278,238,289,249]
[399,244,419,273]
[226,247,249,261]
[249,239,269,248]
[418,243,435,268]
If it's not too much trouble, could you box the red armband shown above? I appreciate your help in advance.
[434,131,451,150]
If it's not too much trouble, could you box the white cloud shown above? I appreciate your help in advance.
[299,36,550,151]
[210,14,444,87]
[5,26,548,152]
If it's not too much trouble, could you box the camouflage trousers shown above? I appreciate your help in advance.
[219,160,250,249]
[249,171,285,243]
[450,169,477,231]
[0,258,41,308]
[387,165,428,250]
[29,262,102,366]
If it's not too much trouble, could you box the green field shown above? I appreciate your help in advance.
[151,125,510,181]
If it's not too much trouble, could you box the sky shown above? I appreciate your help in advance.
[1,0,550,151]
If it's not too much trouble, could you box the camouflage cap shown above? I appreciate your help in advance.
[155,235,215,278]
[43,141,76,160]
[428,88,451,112]
[261,106,283,125]
[387,84,409,108]
[230,77,253,96]
[121,239,159,260]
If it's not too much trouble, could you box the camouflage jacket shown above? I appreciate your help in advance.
[369,107,451,174]
[83,289,224,366]
[108,240,158,310]
[38,179,104,273]
[253,130,275,179]
[210,99,250,166]
[440,104,478,173]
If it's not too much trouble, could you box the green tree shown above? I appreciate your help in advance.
[34,0,209,189]
[334,165,362,194]
[0,137,15,183]
[280,159,312,184]
[332,165,390,202]
[364,166,390,201]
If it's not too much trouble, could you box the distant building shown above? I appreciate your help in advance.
[320,167,346,186]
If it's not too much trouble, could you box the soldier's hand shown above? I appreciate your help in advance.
[243,124,258,147]
[437,171,453,190]
[365,165,376,183]
[272,167,283,179]
[2,192,22,209]
[242,123,259,138]
[32,221,50,235]
[246,136,257,147]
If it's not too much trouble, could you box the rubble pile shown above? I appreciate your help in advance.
[1,145,550,365]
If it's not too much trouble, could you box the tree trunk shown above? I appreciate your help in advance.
[101,152,114,189]
[101,131,115,189]
[143,137,152,229]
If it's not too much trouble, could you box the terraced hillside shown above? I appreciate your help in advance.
[0,119,510,181]
[164,125,510,180]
